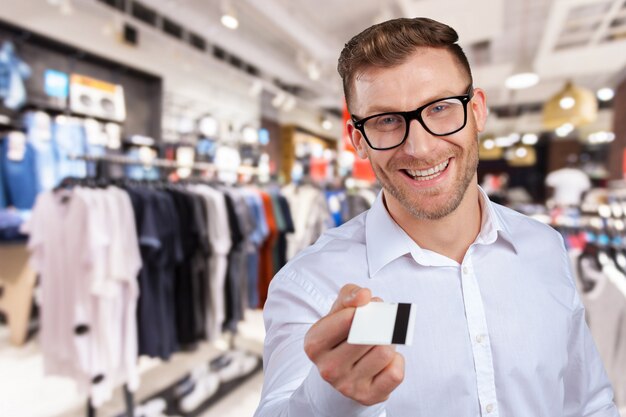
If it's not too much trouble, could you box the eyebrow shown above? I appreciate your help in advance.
[354,87,470,120]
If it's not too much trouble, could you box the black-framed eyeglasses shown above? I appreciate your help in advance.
[351,85,474,151]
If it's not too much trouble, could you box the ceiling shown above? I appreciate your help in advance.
[134,0,626,112]
[1,0,626,136]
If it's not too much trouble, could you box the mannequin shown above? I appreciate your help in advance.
[545,154,591,206]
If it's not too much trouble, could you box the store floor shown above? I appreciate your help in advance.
[0,310,265,417]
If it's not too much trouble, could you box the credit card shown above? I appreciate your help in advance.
[347,302,416,345]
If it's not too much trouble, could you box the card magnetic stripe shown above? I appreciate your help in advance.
[391,303,412,344]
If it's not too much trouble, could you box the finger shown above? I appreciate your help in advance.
[371,352,405,396]
[371,296,384,302]
[351,345,397,380]
[314,341,374,384]
[305,308,358,360]
[329,284,372,315]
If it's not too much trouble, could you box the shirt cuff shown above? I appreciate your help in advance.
[290,366,387,417]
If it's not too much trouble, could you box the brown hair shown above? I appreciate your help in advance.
[337,17,473,110]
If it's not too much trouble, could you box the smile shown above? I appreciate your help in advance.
[404,159,450,181]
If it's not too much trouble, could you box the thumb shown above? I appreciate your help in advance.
[329,284,372,315]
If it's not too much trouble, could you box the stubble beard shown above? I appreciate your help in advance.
[372,140,479,221]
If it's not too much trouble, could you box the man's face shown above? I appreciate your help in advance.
[347,47,487,221]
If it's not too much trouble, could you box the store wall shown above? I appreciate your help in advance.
[0,1,261,139]
[261,117,282,176]
[547,138,582,173]
[0,20,162,139]
[609,77,626,180]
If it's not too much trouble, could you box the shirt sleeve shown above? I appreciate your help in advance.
[254,269,386,417]
[563,277,620,417]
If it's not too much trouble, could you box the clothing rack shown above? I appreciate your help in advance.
[69,153,259,176]
[72,152,261,417]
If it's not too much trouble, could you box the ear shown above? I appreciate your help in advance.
[347,120,368,159]
[470,88,488,133]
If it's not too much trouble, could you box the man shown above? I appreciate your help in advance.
[254,17,618,417]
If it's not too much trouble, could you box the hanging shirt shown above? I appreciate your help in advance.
[22,189,108,400]
[190,184,231,341]
[282,183,333,260]
[126,187,182,359]
[577,256,626,406]
[23,111,58,192]
[53,116,87,180]
[1,132,38,209]
[243,188,269,309]
[545,168,591,206]
[258,190,278,308]
[255,187,618,417]
[0,140,7,209]
[221,187,246,332]
[0,41,31,110]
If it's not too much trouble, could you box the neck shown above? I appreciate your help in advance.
[385,183,482,264]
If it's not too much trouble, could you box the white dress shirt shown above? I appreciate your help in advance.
[255,186,618,417]
[545,168,591,206]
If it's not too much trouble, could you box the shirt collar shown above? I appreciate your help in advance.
[366,192,413,277]
[365,186,518,277]
[476,186,518,253]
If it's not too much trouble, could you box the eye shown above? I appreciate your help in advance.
[430,102,450,114]
[380,116,400,125]
[425,98,462,118]
[371,114,403,130]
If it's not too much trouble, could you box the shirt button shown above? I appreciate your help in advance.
[462,266,469,274]
[486,403,494,413]
[476,334,485,344]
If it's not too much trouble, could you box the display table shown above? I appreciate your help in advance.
[0,243,36,346]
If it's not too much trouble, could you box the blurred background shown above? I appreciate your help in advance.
[0,0,626,416]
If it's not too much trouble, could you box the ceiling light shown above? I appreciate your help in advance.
[542,81,598,129]
[559,96,575,109]
[220,2,239,30]
[521,133,538,145]
[321,117,333,130]
[505,59,539,90]
[221,13,238,29]
[596,87,614,101]
[588,131,615,144]
[271,91,286,108]
[495,135,517,147]
[515,147,528,158]
[483,139,495,150]
[555,123,574,137]
[508,133,521,143]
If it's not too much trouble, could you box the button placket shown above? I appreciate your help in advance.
[459,258,499,416]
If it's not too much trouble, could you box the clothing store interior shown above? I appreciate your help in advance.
[0,0,626,416]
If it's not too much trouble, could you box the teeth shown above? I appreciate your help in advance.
[406,159,449,179]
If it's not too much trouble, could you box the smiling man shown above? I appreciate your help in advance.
[254,18,618,417]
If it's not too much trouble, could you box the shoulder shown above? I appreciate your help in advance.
[492,202,563,245]
[270,211,369,309]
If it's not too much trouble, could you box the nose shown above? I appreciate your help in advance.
[401,118,440,156]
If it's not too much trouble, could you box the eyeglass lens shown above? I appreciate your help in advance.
[363,97,466,149]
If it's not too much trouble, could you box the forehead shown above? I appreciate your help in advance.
[351,48,467,114]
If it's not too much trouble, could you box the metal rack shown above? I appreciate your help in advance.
[71,153,259,176]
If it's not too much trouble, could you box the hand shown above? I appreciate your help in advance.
[304,284,405,406]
